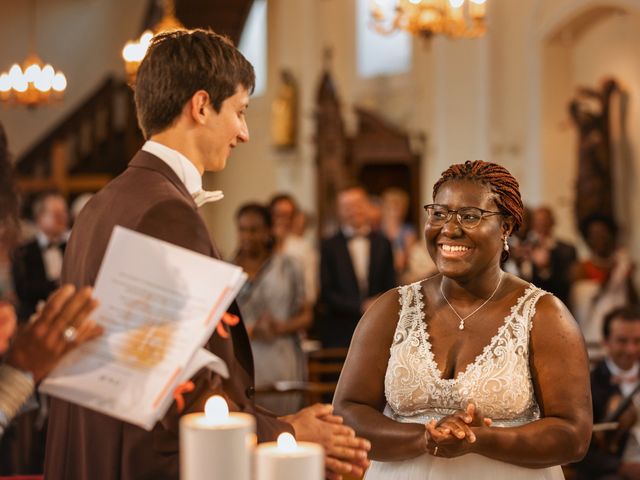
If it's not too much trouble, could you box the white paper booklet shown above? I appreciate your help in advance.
[40,226,247,430]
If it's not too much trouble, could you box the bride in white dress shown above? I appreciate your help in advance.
[333,161,592,479]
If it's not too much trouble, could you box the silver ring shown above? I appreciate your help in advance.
[433,446,438,456]
[62,326,78,343]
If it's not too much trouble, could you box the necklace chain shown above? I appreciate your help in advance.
[440,271,504,331]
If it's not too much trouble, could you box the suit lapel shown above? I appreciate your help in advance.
[367,233,380,297]
[129,152,255,377]
[29,241,48,281]
[128,150,197,208]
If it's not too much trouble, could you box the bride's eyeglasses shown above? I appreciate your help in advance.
[424,204,503,229]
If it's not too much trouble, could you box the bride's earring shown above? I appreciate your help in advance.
[503,236,509,252]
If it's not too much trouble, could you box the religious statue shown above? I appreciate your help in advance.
[271,69,297,148]
[568,78,618,234]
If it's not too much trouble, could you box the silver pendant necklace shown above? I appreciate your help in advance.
[440,271,504,330]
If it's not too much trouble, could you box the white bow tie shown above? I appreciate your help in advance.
[192,190,224,207]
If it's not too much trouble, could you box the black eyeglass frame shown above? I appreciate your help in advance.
[423,203,504,229]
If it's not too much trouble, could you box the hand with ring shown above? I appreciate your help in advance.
[5,284,103,382]
[425,404,493,458]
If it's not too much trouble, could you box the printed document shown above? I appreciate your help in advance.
[40,226,246,430]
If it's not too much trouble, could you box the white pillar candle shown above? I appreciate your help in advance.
[180,395,256,480]
[255,432,324,480]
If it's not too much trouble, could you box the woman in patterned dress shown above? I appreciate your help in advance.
[333,161,592,479]
[233,203,310,415]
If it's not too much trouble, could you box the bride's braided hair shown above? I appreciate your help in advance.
[432,160,524,232]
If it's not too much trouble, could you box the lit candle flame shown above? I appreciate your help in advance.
[204,395,229,423]
[276,432,298,452]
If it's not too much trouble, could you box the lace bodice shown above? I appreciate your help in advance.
[384,282,547,426]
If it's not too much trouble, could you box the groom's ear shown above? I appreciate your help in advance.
[189,90,211,125]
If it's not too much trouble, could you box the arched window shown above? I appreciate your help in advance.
[239,0,267,96]
[357,0,412,78]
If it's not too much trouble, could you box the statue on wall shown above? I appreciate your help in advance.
[271,69,297,149]
[568,78,618,237]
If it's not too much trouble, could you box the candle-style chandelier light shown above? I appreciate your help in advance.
[0,0,67,108]
[370,0,488,39]
[122,0,185,83]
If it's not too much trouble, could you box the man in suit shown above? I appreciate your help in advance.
[318,186,396,348]
[45,29,369,480]
[11,192,69,321]
[575,305,640,479]
[523,206,577,307]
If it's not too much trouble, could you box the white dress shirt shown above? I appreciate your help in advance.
[141,141,223,206]
[606,358,640,462]
[343,226,371,294]
[36,231,64,282]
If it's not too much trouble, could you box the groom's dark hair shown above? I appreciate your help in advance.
[134,28,255,139]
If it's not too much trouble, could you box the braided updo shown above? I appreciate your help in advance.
[432,160,524,233]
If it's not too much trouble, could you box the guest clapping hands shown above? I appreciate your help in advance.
[0,284,102,436]
[4,284,102,381]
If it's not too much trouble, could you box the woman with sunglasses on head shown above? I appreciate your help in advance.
[333,160,592,479]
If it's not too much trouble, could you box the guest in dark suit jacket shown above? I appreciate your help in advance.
[319,186,396,348]
[11,192,69,321]
[575,305,640,480]
[525,206,577,306]
[44,29,369,480]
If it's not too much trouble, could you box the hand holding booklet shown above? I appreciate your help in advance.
[40,226,247,430]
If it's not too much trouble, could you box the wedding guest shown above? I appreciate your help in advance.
[291,208,312,237]
[269,193,318,303]
[318,185,396,348]
[401,228,438,284]
[381,187,417,277]
[367,195,383,232]
[0,287,101,438]
[334,160,591,479]
[571,214,638,346]
[575,305,640,479]
[45,29,369,480]
[11,192,69,321]
[524,206,577,306]
[0,122,101,470]
[234,203,310,415]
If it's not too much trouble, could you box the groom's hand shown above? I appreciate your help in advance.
[280,403,371,479]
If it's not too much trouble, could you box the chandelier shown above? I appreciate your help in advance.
[371,0,488,39]
[0,0,67,108]
[122,0,185,83]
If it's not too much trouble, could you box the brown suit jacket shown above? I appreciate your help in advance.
[44,151,292,480]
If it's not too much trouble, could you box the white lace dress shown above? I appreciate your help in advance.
[365,282,565,479]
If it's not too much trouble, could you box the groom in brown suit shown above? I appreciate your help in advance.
[44,29,369,480]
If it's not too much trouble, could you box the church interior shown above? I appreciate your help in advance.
[1,0,640,478]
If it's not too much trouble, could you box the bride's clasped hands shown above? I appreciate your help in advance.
[425,403,492,458]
